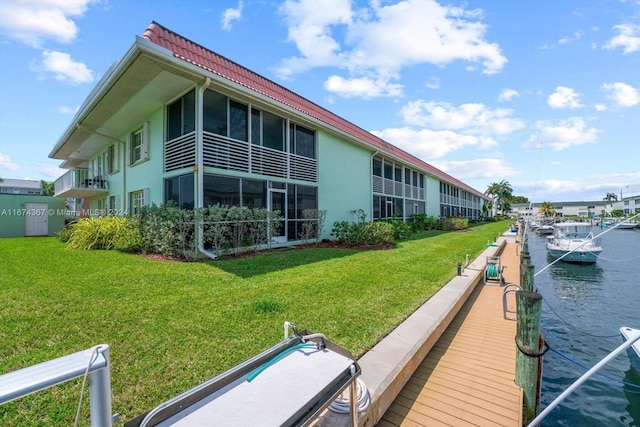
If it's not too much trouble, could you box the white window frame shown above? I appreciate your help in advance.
[108,144,120,174]
[128,122,149,166]
[129,188,149,215]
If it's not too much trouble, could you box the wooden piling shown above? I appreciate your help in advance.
[520,263,535,292]
[515,290,543,426]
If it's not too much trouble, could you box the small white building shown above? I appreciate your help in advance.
[0,179,42,195]
[511,199,628,219]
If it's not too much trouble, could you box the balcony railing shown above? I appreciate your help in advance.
[164,131,318,183]
[54,168,109,198]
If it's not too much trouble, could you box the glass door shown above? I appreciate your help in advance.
[269,189,287,243]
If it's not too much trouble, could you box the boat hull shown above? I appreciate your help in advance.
[620,327,640,374]
[546,247,601,263]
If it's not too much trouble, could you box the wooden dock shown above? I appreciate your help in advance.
[378,243,523,426]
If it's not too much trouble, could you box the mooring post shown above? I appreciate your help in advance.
[515,290,543,426]
[520,263,534,292]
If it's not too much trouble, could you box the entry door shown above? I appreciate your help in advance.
[385,200,394,219]
[268,190,287,243]
[25,203,48,236]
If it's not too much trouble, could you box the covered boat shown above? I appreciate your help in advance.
[546,222,602,263]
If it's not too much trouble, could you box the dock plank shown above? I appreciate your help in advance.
[378,242,523,426]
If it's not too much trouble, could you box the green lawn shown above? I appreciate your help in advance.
[0,221,509,425]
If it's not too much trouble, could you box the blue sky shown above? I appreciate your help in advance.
[0,0,638,203]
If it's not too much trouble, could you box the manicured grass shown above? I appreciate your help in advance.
[0,221,509,425]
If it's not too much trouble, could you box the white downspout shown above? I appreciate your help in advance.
[196,77,217,260]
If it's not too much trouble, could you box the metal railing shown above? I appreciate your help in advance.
[54,168,109,195]
[0,345,113,427]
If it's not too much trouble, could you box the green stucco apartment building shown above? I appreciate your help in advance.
[50,22,489,251]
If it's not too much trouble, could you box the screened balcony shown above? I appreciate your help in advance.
[54,168,109,198]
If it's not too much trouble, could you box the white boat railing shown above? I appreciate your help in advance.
[527,331,640,427]
[0,345,113,427]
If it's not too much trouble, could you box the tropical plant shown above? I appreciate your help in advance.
[538,201,556,217]
[40,180,55,196]
[603,192,618,202]
[485,180,513,215]
[510,195,529,204]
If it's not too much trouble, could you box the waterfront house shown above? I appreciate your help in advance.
[49,22,489,251]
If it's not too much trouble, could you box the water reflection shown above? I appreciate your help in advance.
[547,258,604,302]
[623,366,640,426]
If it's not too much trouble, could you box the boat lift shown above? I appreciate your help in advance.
[484,256,504,285]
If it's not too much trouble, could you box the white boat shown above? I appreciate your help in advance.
[536,224,555,235]
[546,222,602,263]
[615,220,639,230]
[620,327,640,374]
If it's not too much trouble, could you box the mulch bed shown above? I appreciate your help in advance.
[140,240,396,262]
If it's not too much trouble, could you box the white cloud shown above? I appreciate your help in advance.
[602,82,640,107]
[323,75,403,98]
[424,76,440,90]
[595,104,607,111]
[277,0,506,97]
[58,106,77,114]
[602,24,640,54]
[221,1,244,31]
[548,86,583,109]
[431,158,520,180]
[371,127,497,160]
[498,88,519,102]
[31,50,93,85]
[523,117,599,151]
[399,100,525,135]
[558,30,585,45]
[0,0,97,48]
[0,153,20,172]
[39,164,65,179]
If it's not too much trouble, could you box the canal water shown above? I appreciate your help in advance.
[525,226,640,426]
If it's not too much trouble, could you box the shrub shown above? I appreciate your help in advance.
[410,214,439,231]
[438,217,469,231]
[331,210,394,246]
[66,216,141,251]
[382,217,412,239]
[299,209,327,243]
[199,204,282,255]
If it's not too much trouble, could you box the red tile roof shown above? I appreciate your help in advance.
[142,21,487,200]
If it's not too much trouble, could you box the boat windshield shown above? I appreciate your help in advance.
[557,225,591,239]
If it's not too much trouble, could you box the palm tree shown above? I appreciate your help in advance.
[603,193,618,202]
[485,180,513,216]
[538,201,556,217]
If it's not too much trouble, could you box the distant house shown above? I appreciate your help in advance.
[0,178,42,195]
[511,200,627,218]
[50,22,489,252]
[622,195,640,216]
[0,179,67,237]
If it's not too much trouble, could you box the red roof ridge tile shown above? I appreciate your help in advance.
[141,21,486,199]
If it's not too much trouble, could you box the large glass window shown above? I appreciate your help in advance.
[384,162,393,180]
[167,89,195,140]
[204,175,240,207]
[242,179,266,208]
[251,108,261,145]
[165,174,194,209]
[292,125,315,159]
[373,157,382,177]
[286,184,318,240]
[229,100,248,141]
[263,110,285,151]
[203,90,227,135]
